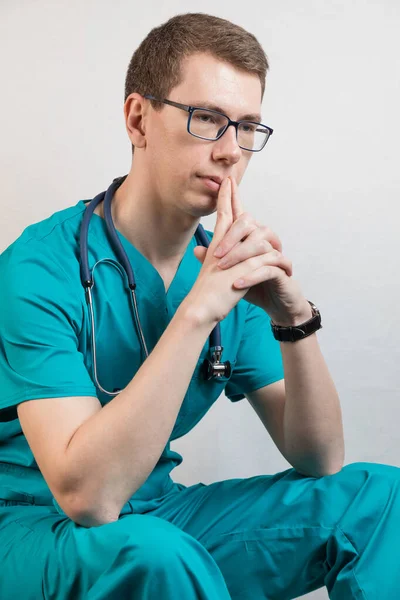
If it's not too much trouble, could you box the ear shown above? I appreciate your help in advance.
[193,246,208,264]
[124,93,147,149]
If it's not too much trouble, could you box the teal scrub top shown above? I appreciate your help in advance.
[0,198,284,514]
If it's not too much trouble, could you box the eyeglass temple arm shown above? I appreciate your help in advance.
[143,95,190,113]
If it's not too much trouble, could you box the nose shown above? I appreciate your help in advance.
[211,124,242,164]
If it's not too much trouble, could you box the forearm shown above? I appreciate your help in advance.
[277,305,345,478]
[64,305,216,526]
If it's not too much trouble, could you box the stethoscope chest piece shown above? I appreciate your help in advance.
[201,346,232,381]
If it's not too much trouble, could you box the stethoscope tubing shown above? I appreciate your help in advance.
[79,176,228,395]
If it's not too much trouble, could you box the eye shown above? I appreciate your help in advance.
[195,113,216,124]
[241,123,257,133]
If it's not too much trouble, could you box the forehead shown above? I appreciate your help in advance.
[172,52,262,119]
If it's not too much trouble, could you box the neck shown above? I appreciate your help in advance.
[94,168,200,268]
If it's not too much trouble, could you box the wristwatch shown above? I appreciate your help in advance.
[270,300,322,342]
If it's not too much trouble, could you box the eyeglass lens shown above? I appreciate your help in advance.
[189,109,269,151]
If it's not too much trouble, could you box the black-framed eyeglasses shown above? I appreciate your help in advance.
[144,94,273,152]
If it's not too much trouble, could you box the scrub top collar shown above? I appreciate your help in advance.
[79,200,201,307]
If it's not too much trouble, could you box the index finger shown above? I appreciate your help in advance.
[212,177,233,248]
[230,176,244,221]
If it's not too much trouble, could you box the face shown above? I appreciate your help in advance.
[129,52,263,218]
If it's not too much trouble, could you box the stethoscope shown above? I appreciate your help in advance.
[79,175,232,396]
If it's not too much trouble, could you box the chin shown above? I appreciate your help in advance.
[187,192,218,218]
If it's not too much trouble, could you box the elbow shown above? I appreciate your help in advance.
[72,507,119,528]
[323,462,344,477]
[58,492,120,527]
[290,456,345,479]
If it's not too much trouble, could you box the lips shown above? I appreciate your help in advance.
[198,174,223,185]
[197,176,221,192]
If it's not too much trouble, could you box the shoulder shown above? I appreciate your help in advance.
[1,201,86,279]
[0,202,87,319]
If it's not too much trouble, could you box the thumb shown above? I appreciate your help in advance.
[193,246,208,264]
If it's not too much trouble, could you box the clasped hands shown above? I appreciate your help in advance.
[194,176,312,326]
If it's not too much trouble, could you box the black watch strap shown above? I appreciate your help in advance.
[270,300,322,342]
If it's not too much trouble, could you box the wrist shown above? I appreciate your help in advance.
[176,301,218,331]
[270,301,313,327]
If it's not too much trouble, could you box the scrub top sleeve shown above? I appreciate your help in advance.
[0,242,97,422]
[224,302,284,403]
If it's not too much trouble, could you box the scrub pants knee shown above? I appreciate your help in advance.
[0,507,231,599]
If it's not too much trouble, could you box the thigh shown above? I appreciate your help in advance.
[157,461,400,541]
[151,461,400,599]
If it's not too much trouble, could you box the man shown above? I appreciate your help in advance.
[0,12,399,600]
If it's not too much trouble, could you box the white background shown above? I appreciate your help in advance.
[1,2,399,598]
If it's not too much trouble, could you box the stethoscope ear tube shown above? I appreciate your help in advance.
[103,176,137,290]
[79,191,105,287]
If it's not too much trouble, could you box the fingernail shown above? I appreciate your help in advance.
[214,246,224,257]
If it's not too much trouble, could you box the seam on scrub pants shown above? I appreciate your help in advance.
[335,526,367,600]
[202,524,336,549]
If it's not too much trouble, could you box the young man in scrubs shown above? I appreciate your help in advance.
[1,12,399,600]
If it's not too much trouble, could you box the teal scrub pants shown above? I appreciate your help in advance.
[1,461,399,599]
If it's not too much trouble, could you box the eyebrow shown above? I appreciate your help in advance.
[190,101,262,123]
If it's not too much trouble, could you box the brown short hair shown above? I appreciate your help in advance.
[124,13,269,154]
